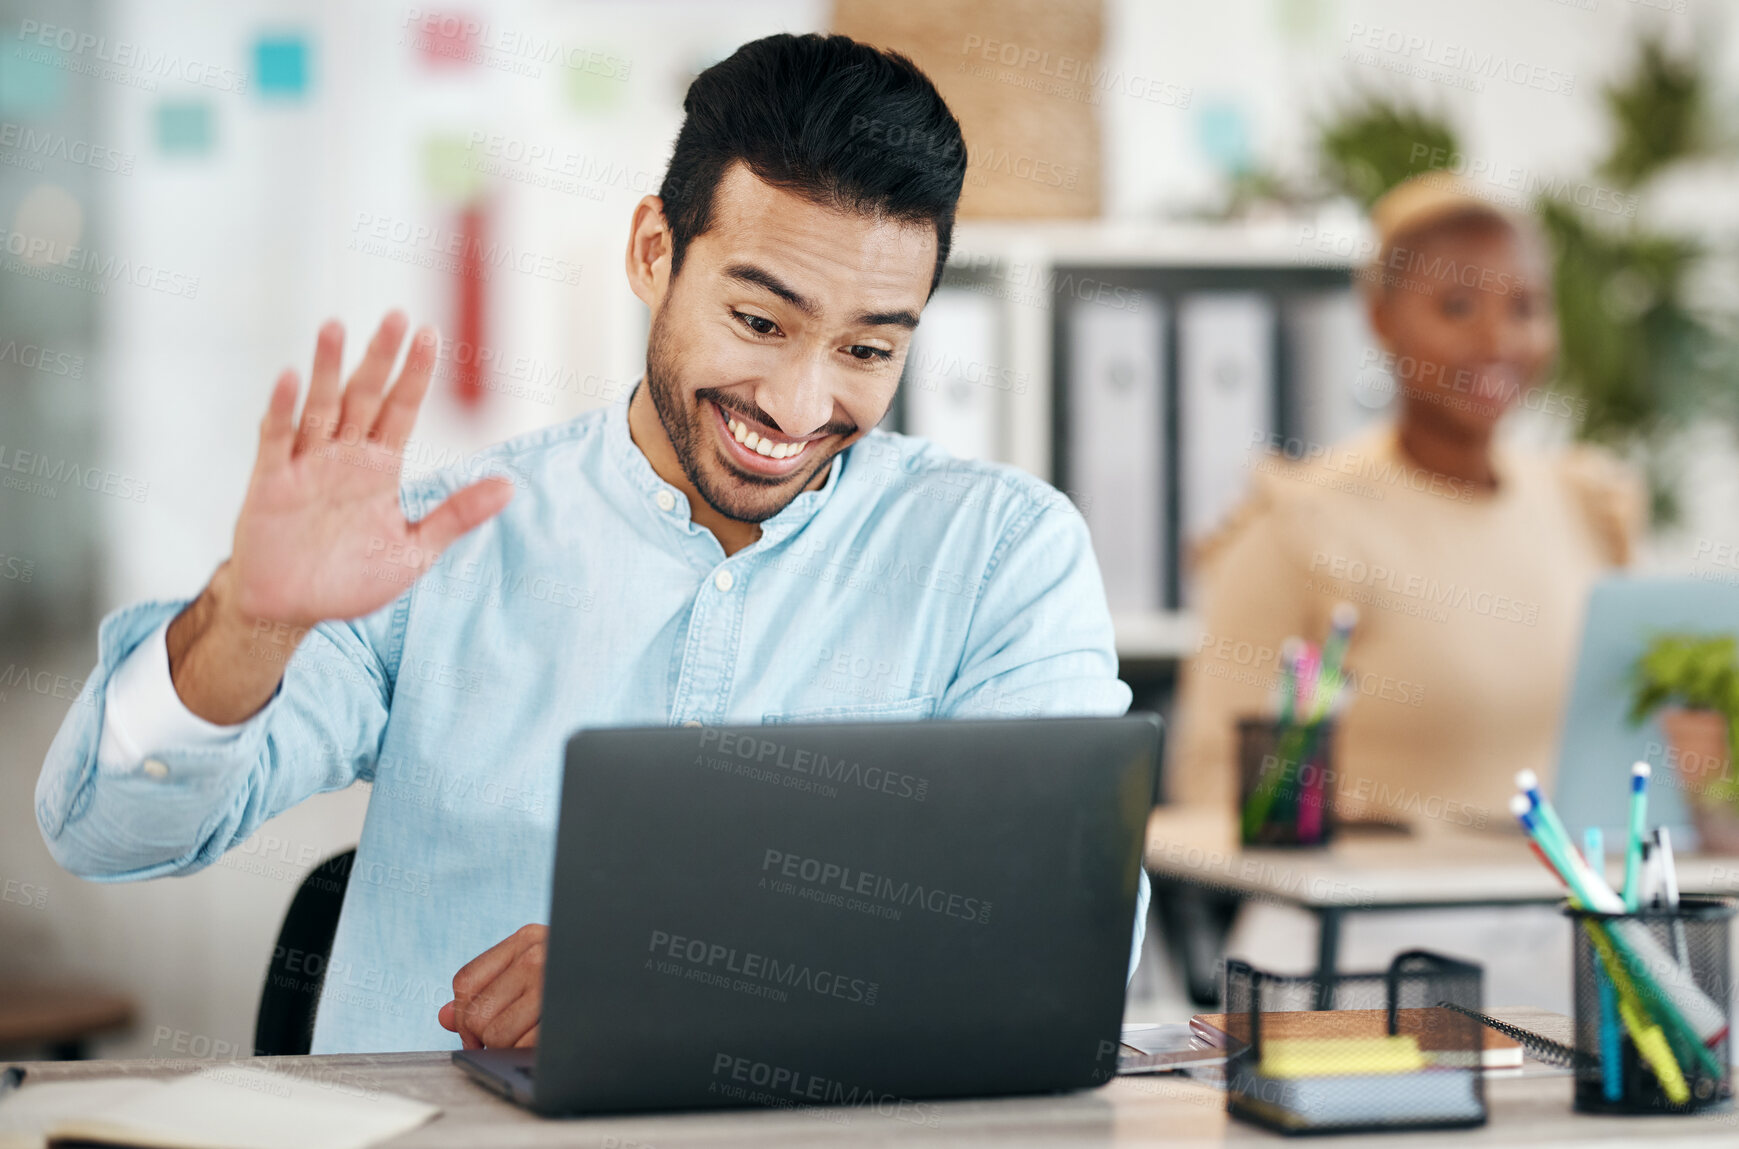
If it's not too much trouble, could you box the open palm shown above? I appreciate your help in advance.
[228,312,513,630]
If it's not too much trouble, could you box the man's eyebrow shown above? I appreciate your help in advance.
[724,263,816,318]
[854,309,921,331]
[724,262,921,330]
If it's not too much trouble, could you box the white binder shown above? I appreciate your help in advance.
[1285,288,1385,450]
[1067,293,1166,612]
[902,288,1001,461]
[1177,292,1275,605]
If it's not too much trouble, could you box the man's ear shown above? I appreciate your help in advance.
[625,196,674,309]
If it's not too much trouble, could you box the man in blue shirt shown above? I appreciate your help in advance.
[37,32,1141,1054]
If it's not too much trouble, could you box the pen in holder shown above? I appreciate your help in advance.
[1238,715,1337,848]
[1566,897,1735,1114]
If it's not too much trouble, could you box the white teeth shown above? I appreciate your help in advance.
[723,407,806,462]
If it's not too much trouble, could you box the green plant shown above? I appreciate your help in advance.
[1317,89,1458,208]
[1630,634,1739,803]
[1598,32,1712,190]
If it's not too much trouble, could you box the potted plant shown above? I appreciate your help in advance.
[1630,634,1739,853]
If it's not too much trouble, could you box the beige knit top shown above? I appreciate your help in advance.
[1167,423,1644,834]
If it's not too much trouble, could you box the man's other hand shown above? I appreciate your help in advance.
[438,923,546,1049]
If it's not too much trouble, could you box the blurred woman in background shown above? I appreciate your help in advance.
[1169,174,1644,836]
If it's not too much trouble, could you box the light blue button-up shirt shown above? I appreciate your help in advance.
[37,393,1145,1053]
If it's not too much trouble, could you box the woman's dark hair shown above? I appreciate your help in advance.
[658,33,967,296]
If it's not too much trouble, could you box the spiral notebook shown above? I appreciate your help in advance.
[1189,1005,1578,1071]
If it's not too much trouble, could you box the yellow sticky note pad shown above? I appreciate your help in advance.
[1260,1035,1425,1078]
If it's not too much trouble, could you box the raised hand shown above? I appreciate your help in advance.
[230,311,513,629]
[165,312,513,724]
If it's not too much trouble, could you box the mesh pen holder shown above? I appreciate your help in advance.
[1238,716,1337,848]
[1567,897,1735,1115]
[1223,950,1487,1135]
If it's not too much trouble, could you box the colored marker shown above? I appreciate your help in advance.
[1585,827,1624,1103]
[1623,762,1650,912]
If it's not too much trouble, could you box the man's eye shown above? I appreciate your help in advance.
[848,345,892,362]
[734,311,778,336]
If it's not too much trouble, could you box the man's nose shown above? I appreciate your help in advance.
[754,353,835,438]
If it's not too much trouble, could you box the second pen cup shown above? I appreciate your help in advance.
[1566,897,1735,1114]
[1237,716,1337,848]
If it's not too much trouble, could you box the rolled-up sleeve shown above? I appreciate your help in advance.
[36,593,405,881]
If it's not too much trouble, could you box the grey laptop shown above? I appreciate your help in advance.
[454,714,1160,1116]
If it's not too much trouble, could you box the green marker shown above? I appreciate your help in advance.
[1623,762,1650,912]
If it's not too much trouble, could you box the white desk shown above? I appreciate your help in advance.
[6,1046,1735,1146]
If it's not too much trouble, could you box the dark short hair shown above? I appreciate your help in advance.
[658,33,967,296]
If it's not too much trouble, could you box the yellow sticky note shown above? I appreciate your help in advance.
[1260,1035,1425,1078]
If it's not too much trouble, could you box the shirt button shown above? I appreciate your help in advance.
[141,758,169,780]
[714,570,734,593]
[655,490,677,513]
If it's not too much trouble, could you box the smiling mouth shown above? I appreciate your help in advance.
[710,400,822,475]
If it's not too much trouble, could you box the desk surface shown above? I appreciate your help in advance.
[1146,808,1739,909]
[7,1047,1738,1147]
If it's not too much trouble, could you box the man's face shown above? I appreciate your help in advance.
[639,163,937,523]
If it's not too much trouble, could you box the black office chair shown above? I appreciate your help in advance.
[253,848,355,1056]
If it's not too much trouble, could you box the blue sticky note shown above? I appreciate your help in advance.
[1196,99,1253,177]
[0,44,66,114]
[254,34,310,98]
[157,100,213,155]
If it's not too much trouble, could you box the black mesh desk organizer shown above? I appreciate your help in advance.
[1223,950,1487,1135]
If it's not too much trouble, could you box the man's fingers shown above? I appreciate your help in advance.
[451,929,530,1008]
[257,369,300,472]
[513,1024,540,1050]
[475,982,542,1050]
[296,320,345,452]
[437,1001,458,1033]
[408,477,514,558]
[371,325,439,452]
[336,310,408,441]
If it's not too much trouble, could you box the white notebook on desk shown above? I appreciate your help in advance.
[0,1066,437,1149]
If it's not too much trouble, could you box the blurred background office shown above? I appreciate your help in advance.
[2,0,1737,1061]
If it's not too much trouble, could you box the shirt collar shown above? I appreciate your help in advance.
[604,384,847,541]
